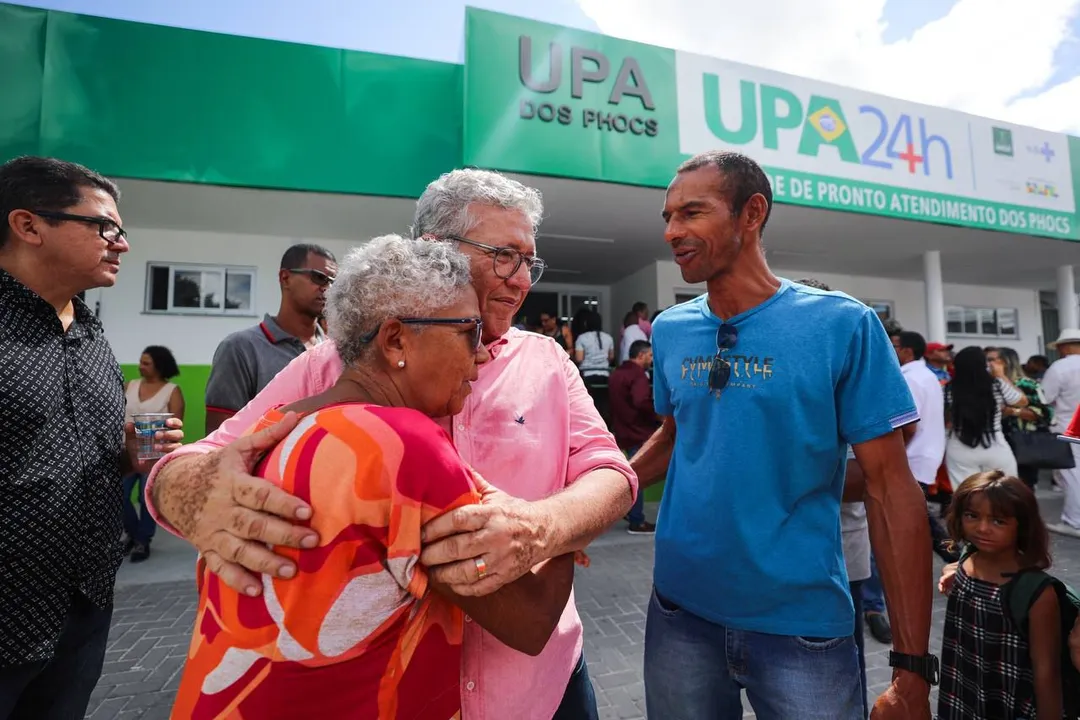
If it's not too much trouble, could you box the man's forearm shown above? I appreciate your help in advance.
[630,419,675,490]
[865,469,932,658]
[533,468,633,558]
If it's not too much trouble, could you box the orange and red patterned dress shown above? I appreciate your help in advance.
[171,403,481,719]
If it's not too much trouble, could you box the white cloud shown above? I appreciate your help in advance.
[576,0,1080,134]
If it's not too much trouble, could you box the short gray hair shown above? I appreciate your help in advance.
[412,168,544,239]
[326,234,474,365]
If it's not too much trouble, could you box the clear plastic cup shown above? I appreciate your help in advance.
[132,413,173,462]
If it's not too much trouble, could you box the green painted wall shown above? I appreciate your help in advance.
[121,364,211,443]
[0,3,462,198]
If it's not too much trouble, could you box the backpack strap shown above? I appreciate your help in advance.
[999,569,1057,636]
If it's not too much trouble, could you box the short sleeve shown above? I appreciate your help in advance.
[996,377,1024,406]
[250,407,480,649]
[204,334,257,413]
[574,335,586,352]
[836,309,918,446]
[378,410,483,599]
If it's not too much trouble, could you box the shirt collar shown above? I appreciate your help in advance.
[0,268,101,333]
[901,358,927,375]
[484,328,513,359]
[260,313,325,345]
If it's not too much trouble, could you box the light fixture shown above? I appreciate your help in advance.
[543,268,583,275]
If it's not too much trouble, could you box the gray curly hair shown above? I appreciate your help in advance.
[326,234,474,365]
[412,168,544,239]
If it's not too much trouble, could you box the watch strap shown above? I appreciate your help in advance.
[888,651,940,686]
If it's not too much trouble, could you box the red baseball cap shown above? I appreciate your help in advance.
[926,342,954,353]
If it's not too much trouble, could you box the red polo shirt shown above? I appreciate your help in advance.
[609,361,660,449]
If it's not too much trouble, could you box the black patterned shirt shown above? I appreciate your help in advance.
[0,268,126,666]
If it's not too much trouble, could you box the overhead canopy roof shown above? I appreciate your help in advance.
[118,176,1080,291]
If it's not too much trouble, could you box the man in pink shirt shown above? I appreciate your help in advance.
[144,168,637,720]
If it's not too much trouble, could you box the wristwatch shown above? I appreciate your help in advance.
[888,651,940,685]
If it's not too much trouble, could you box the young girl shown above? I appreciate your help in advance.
[938,470,1062,719]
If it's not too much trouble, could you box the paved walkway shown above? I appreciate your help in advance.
[85,493,1080,719]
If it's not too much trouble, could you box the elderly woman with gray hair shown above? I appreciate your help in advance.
[171,234,573,720]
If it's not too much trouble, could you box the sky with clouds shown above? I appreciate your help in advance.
[11,0,1080,135]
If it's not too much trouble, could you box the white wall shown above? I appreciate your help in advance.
[94,227,361,364]
[611,263,660,329]
[653,260,1044,359]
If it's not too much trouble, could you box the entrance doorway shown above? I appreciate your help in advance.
[518,289,604,330]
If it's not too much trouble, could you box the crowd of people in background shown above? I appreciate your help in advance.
[7,149,1080,720]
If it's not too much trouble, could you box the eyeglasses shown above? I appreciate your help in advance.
[31,210,127,244]
[360,316,484,351]
[708,323,739,392]
[288,268,335,287]
[446,235,546,285]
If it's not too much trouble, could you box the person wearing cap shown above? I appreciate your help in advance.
[1041,328,1080,532]
[924,342,953,386]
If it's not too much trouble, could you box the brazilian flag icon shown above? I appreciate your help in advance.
[808,106,847,143]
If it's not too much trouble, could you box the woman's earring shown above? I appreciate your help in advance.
[397,360,406,368]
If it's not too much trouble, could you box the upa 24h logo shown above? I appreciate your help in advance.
[701,74,954,180]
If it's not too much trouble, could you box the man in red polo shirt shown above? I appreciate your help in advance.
[609,339,658,534]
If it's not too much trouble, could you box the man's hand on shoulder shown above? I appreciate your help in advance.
[419,475,551,597]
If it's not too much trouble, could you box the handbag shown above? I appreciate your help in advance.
[1006,429,1076,470]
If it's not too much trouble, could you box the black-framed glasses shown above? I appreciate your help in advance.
[446,235,546,285]
[359,316,484,351]
[708,323,739,392]
[288,268,335,287]
[31,210,127,243]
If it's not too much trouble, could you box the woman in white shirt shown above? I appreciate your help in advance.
[123,345,185,563]
[574,310,614,378]
[574,310,615,428]
[945,346,1027,486]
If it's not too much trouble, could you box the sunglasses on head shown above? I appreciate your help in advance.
[708,323,739,392]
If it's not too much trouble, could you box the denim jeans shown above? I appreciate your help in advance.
[624,445,645,524]
[849,580,868,719]
[121,473,157,544]
[551,653,599,720]
[0,593,112,720]
[861,554,886,614]
[644,587,862,720]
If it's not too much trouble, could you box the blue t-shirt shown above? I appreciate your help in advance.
[651,279,917,638]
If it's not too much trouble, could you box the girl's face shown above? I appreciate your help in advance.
[961,493,1018,555]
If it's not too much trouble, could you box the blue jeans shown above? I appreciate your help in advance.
[551,653,598,720]
[121,473,157,545]
[849,580,868,719]
[624,445,645,524]
[861,554,886,614]
[644,587,862,720]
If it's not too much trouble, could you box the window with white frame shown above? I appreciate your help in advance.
[945,305,1018,339]
[145,263,257,315]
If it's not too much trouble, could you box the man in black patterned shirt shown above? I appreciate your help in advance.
[0,157,180,719]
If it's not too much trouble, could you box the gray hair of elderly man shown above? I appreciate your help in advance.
[412,168,544,239]
[326,234,474,366]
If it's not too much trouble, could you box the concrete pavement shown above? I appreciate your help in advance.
[85,492,1080,719]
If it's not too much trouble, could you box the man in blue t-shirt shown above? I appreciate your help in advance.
[631,151,934,720]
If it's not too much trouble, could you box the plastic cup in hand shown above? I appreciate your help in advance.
[133,413,173,462]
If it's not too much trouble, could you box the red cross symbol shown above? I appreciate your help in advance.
[897,143,924,174]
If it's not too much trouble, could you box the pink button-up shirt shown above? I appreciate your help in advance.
[146,328,637,720]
